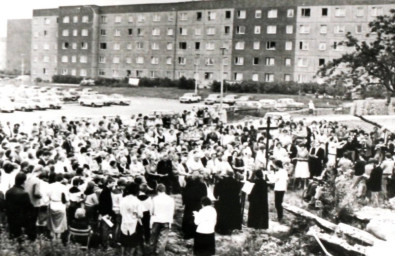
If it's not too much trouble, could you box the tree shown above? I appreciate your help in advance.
[317,9,395,105]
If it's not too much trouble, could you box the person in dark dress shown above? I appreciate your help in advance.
[367,159,383,207]
[182,171,207,239]
[156,154,173,193]
[247,170,269,230]
[213,170,242,235]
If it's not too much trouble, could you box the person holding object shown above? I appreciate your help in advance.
[268,160,288,223]
[193,197,217,256]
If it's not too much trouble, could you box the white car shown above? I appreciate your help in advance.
[237,96,254,102]
[0,99,15,113]
[204,94,221,105]
[109,94,131,105]
[235,100,262,111]
[45,97,62,109]
[179,93,201,103]
[95,95,112,106]
[13,99,36,111]
[31,98,50,110]
[275,98,304,111]
[259,99,277,109]
[223,94,239,105]
[78,96,105,107]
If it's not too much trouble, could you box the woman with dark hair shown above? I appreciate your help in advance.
[193,197,217,256]
[247,170,269,230]
[84,182,99,229]
[119,182,143,255]
[270,160,288,222]
[47,174,69,239]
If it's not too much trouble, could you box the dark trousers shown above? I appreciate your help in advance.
[150,222,170,255]
[142,211,151,244]
[26,207,39,241]
[274,191,285,221]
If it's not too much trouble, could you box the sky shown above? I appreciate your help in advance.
[0,0,196,37]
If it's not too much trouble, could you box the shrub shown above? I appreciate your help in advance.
[52,75,84,84]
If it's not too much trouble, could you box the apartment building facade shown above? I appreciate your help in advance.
[29,0,395,84]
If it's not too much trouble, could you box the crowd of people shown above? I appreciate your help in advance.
[0,107,394,256]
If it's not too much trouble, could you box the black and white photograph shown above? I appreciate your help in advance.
[0,0,395,255]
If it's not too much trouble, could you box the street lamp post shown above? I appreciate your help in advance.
[219,47,227,112]
[195,54,200,94]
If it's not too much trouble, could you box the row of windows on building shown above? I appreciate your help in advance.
[300,6,384,18]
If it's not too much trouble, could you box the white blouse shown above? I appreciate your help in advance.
[194,206,217,234]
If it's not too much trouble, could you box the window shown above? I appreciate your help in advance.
[168,13,175,21]
[33,44,38,50]
[99,70,105,76]
[61,69,68,75]
[287,9,294,17]
[372,7,384,16]
[100,43,107,49]
[34,32,39,38]
[237,10,246,19]
[61,56,68,63]
[253,57,260,65]
[62,29,69,36]
[43,56,49,63]
[334,25,345,34]
[284,74,291,81]
[205,72,214,80]
[285,58,292,66]
[285,41,293,50]
[180,13,188,21]
[235,41,245,50]
[179,42,187,50]
[268,9,278,18]
[167,42,173,50]
[44,18,50,24]
[300,25,310,34]
[44,43,49,50]
[43,68,47,74]
[44,30,48,36]
[335,8,346,17]
[101,16,107,23]
[225,10,232,19]
[254,26,261,34]
[73,16,78,23]
[301,8,311,17]
[137,28,143,36]
[81,29,88,36]
[150,71,157,78]
[267,25,276,34]
[82,16,89,23]
[224,26,230,35]
[72,43,77,49]
[255,10,262,18]
[137,42,144,49]
[137,14,145,22]
[253,42,260,50]
[236,26,245,34]
[136,57,144,64]
[252,74,259,81]
[356,24,363,34]
[234,73,243,81]
[206,58,214,65]
[266,41,276,50]
[299,41,309,50]
[319,42,327,51]
[128,29,133,36]
[234,57,244,65]
[112,70,118,77]
[178,57,186,65]
[166,57,172,65]
[136,70,143,77]
[320,25,328,34]
[333,42,345,51]
[81,42,88,49]
[319,58,326,66]
[126,57,132,64]
[196,12,202,21]
[72,29,78,36]
[322,8,328,17]
[167,28,174,36]
[127,43,132,50]
[205,27,215,35]
[128,16,134,23]
[151,57,159,65]
[152,28,160,36]
[80,55,87,63]
[152,42,160,50]
[265,74,274,82]
[195,42,200,50]
[356,7,364,17]
[286,25,293,34]
[153,14,161,22]
[265,57,275,66]
[195,28,202,36]
[62,42,69,49]
[208,11,216,20]
[297,58,308,67]
[113,43,120,50]
[206,42,215,50]
[63,16,70,23]
[99,56,106,63]
[179,27,187,35]
[101,29,106,36]
[113,29,120,37]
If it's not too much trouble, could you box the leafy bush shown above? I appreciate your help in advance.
[52,75,84,84]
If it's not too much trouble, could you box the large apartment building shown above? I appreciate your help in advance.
[29,0,395,84]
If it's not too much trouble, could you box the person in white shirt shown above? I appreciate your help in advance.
[193,197,217,256]
[269,160,288,222]
[150,184,175,255]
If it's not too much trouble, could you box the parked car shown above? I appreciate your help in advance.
[223,94,239,105]
[108,94,131,106]
[78,96,105,107]
[275,98,304,111]
[237,96,254,102]
[259,99,277,109]
[234,100,262,111]
[61,91,80,102]
[260,112,292,128]
[31,98,50,110]
[204,94,221,105]
[0,99,15,113]
[95,95,112,106]
[13,98,36,112]
[45,97,62,109]
[179,93,201,103]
